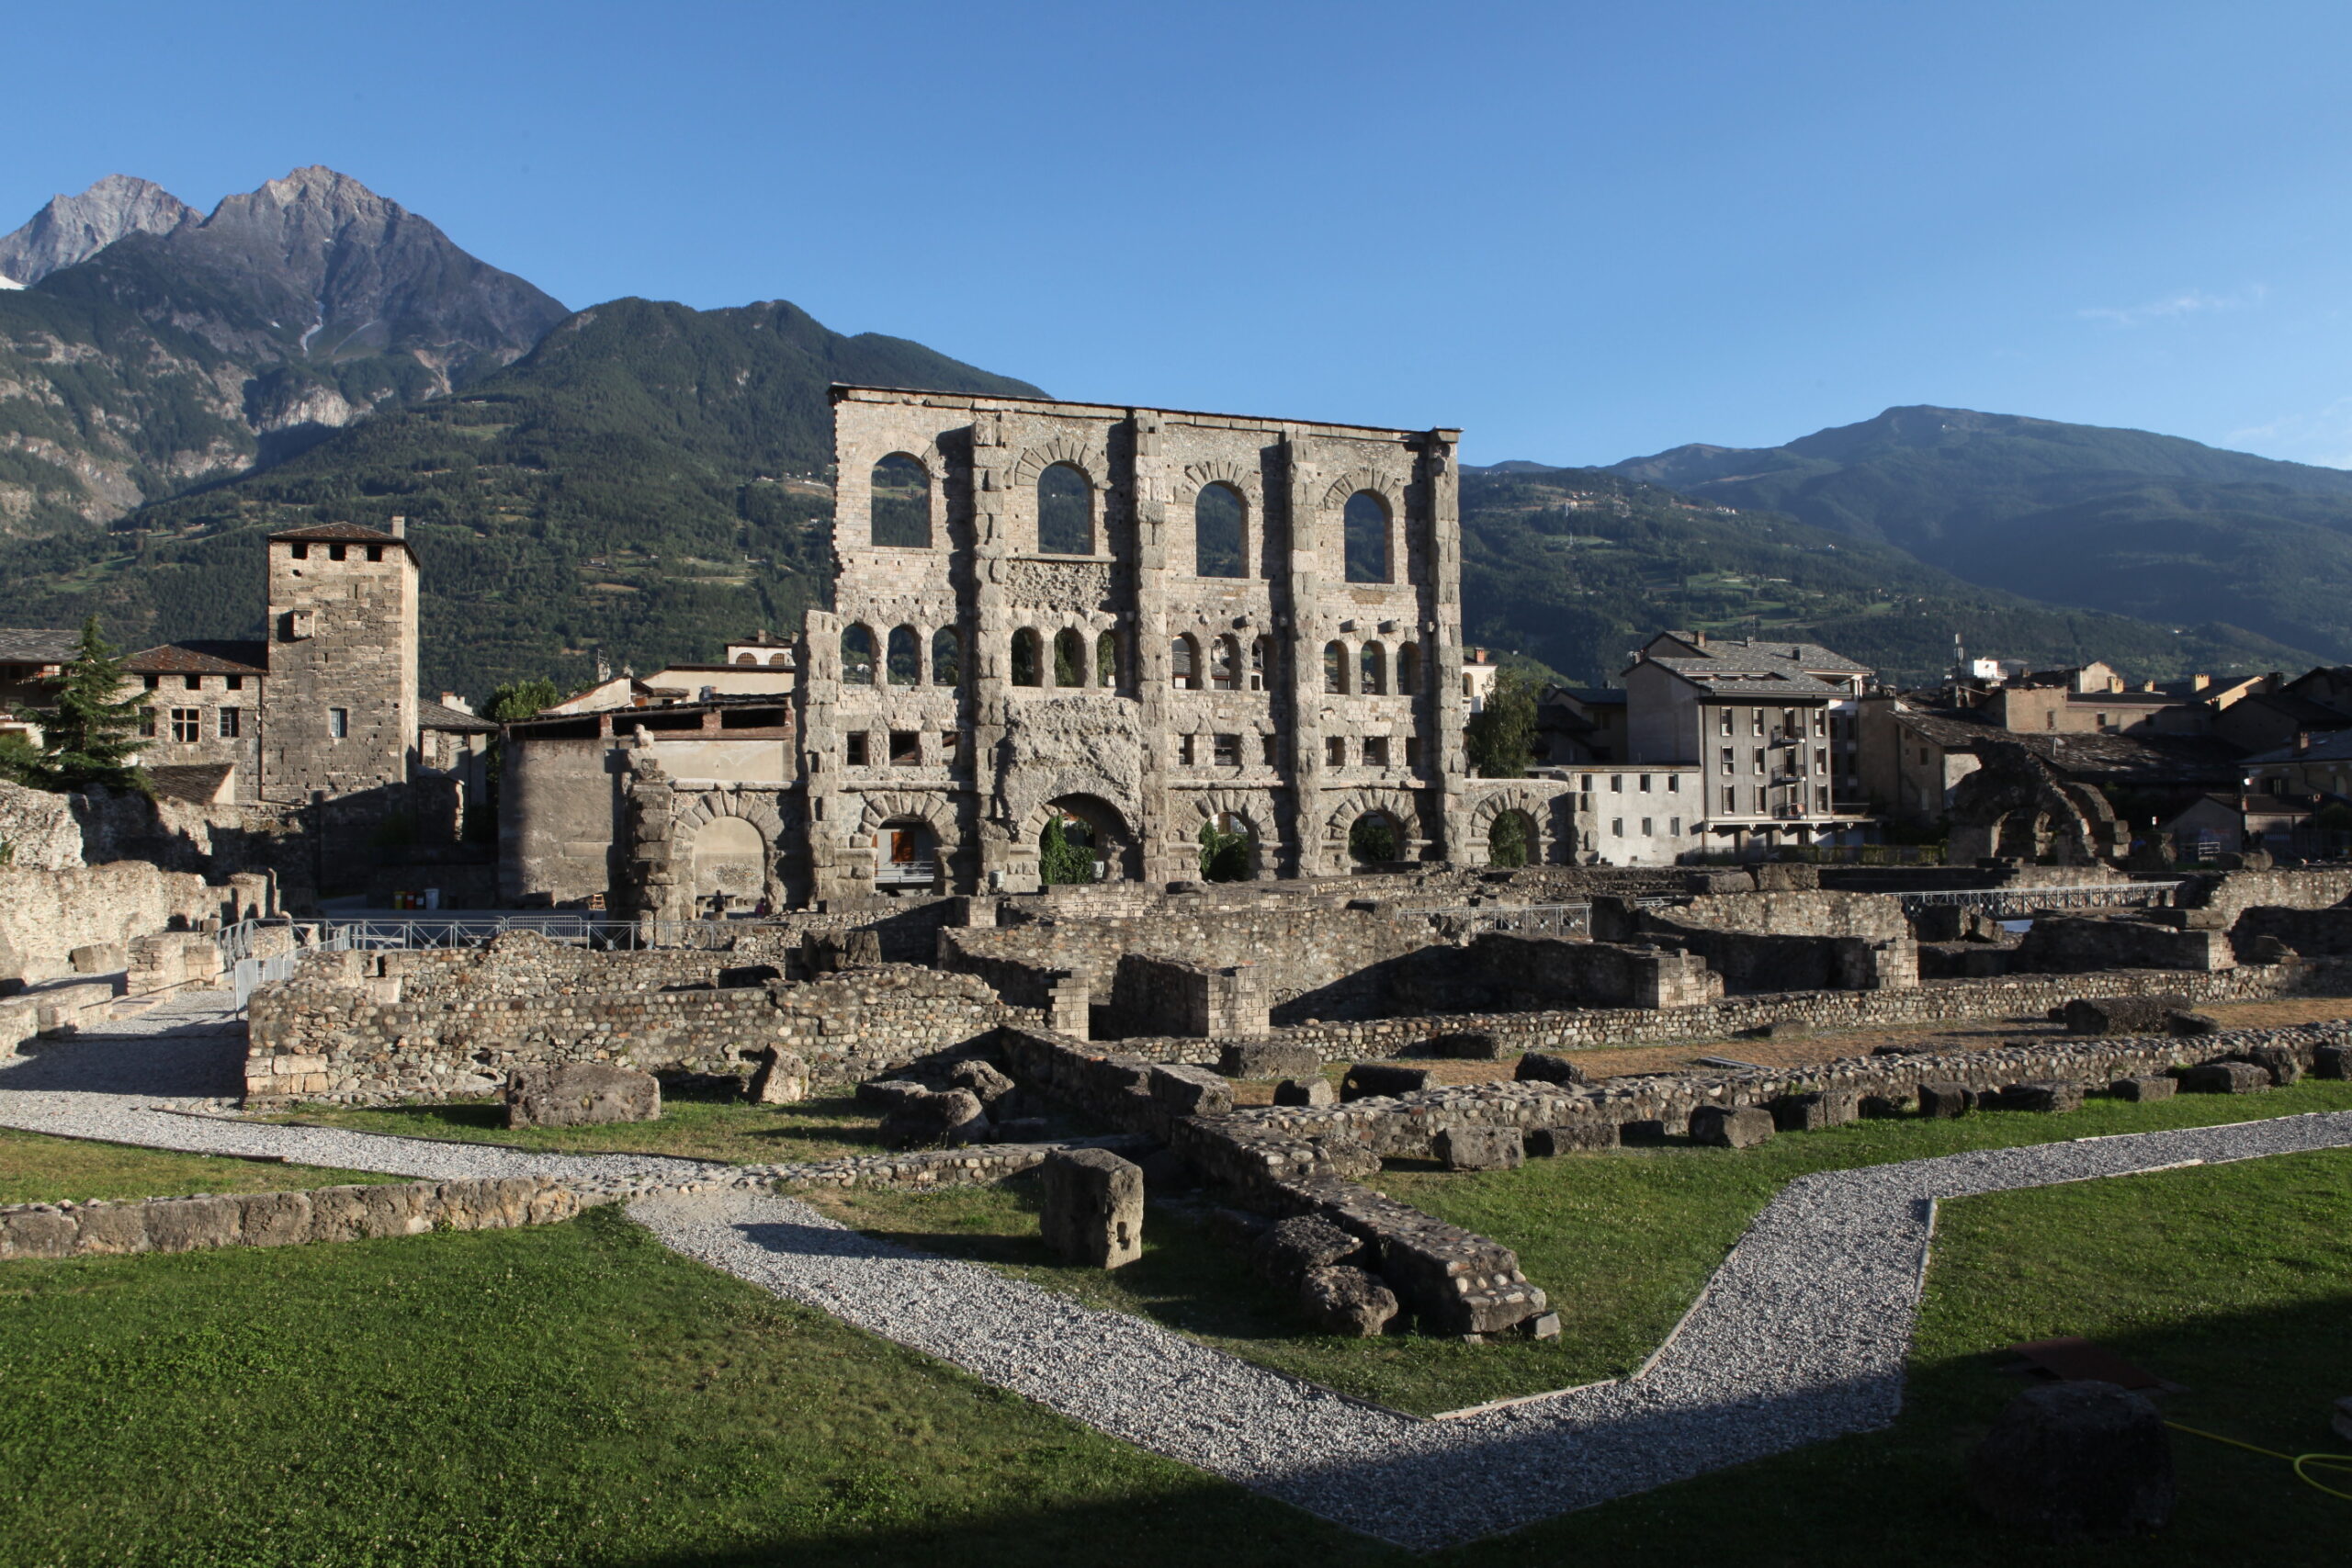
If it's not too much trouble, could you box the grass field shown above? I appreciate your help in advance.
[0,1129,2341,1564]
[260,1090,887,1166]
[0,1128,396,1206]
[816,1080,2352,1415]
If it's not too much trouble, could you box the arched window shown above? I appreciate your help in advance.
[1054,628,1087,687]
[1323,641,1349,694]
[734,651,757,666]
[1038,463,1093,555]
[1171,634,1200,690]
[1396,641,1419,693]
[1095,629,1119,689]
[1194,482,1244,578]
[841,624,876,686]
[1210,635,1241,691]
[1348,810,1401,864]
[887,626,921,686]
[931,626,962,686]
[1011,628,1042,688]
[1344,490,1390,583]
[767,652,787,667]
[1250,637,1272,693]
[1360,641,1386,695]
[870,454,932,548]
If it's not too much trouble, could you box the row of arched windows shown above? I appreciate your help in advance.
[1171,634,1274,693]
[1012,627,1121,689]
[841,624,963,688]
[1323,639,1420,696]
[866,454,1394,584]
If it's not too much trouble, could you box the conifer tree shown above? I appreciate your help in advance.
[28,617,152,794]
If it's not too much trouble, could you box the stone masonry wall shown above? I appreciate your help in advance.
[0,861,262,987]
[245,961,1035,1104]
[2016,916,2235,974]
[0,1177,594,1261]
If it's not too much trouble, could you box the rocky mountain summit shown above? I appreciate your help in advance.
[0,175,196,287]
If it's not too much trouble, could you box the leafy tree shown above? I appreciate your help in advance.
[1038,816,1095,886]
[1348,812,1400,864]
[487,677,563,722]
[1198,818,1251,882]
[1464,669,1538,779]
[26,618,151,794]
[1487,810,1530,867]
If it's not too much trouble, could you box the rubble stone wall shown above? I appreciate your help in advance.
[0,1177,596,1261]
[2176,869,2352,923]
[2017,916,2235,974]
[0,861,262,987]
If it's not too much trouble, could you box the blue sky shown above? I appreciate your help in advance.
[11,0,2350,467]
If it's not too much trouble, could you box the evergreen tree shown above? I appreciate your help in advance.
[28,618,151,794]
[1037,817,1096,885]
[1464,669,1539,778]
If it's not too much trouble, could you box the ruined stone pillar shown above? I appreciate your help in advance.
[967,411,1025,892]
[1423,429,1471,864]
[1129,409,1181,885]
[797,613,846,905]
[1282,429,1328,876]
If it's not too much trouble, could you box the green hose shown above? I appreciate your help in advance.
[2166,1421,2352,1502]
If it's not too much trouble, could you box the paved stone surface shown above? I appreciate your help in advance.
[12,993,2352,1549]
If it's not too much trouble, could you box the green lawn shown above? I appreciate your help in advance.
[261,1089,887,1166]
[0,1128,396,1206]
[819,1081,2352,1415]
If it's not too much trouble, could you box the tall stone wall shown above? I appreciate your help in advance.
[2175,869,2352,923]
[0,862,262,987]
[259,527,418,804]
[2016,916,2235,974]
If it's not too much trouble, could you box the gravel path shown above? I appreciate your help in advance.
[13,995,2350,1547]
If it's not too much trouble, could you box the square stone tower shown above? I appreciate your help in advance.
[259,521,420,802]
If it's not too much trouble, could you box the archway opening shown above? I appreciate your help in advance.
[691,815,767,917]
[1095,629,1120,689]
[870,454,932,547]
[1344,491,1391,583]
[1487,808,1534,868]
[1011,627,1043,687]
[1194,482,1244,578]
[887,626,921,686]
[1360,641,1387,695]
[1324,641,1349,694]
[1396,641,1419,693]
[841,625,876,686]
[1054,628,1087,687]
[931,626,962,686]
[1348,809,1403,865]
[876,816,940,890]
[1040,794,1129,885]
[1038,463,1094,555]
[1210,635,1241,692]
[1198,811,1255,882]
[1171,634,1200,690]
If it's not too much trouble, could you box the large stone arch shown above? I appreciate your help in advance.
[1011,434,1111,491]
[1317,468,1407,515]
[673,790,791,911]
[1178,787,1283,880]
[1465,784,1559,867]
[1321,787,1427,868]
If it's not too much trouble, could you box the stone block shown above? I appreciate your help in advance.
[2062,996,2192,1036]
[1426,1031,1503,1060]
[2106,1074,2177,1102]
[1217,1041,1323,1080]
[69,942,126,975]
[1252,1213,1364,1286]
[72,1201,152,1255]
[748,1049,810,1105]
[2179,1061,2269,1095]
[1860,1092,1913,1118]
[232,1190,313,1247]
[948,1057,1017,1108]
[1969,1382,2174,1539]
[1340,1063,1432,1101]
[1993,1080,2085,1113]
[1272,1076,1336,1107]
[1514,1052,1588,1086]
[1689,1105,1775,1148]
[2230,1044,2304,1086]
[1039,1148,1143,1269]
[141,1195,241,1253]
[2165,1010,2222,1037]
[504,1063,661,1129]
[1527,1120,1617,1156]
[1770,1089,1859,1131]
[1148,1064,1233,1116]
[305,1185,370,1242]
[854,1077,932,1109]
[1433,1125,1523,1171]
[880,1088,991,1148]
[2312,1043,2352,1080]
[1522,1311,1563,1339]
[0,1206,77,1258]
[1297,1265,1398,1337]
[1917,1082,1976,1118]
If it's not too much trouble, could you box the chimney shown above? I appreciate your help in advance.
[2190,673,2210,692]
[389,514,406,538]
[2297,730,2312,753]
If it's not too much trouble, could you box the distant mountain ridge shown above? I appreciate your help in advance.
[0,174,196,286]
[1604,406,2352,659]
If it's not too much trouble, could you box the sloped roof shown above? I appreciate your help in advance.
[1893,705,2243,784]
[419,698,497,732]
[267,522,407,545]
[125,640,270,676]
[0,628,80,664]
[2229,690,2352,729]
[1645,655,1853,698]
[146,762,236,803]
[2241,728,2352,765]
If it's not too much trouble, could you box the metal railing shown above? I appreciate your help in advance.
[875,860,941,887]
[231,925,353,1010]
[1397,902,1591,938]
[307,913,789,953]
[1892,881,2182,918]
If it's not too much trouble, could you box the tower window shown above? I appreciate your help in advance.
[218,707,241,739]
[328,708,349,739]
[171,708,201,743]
[329,544,347,562]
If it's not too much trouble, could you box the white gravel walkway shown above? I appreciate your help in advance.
[11,995,2351,1547]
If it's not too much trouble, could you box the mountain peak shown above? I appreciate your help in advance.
[0,174,196,286]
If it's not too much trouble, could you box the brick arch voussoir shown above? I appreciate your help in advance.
[1324,788,1423,844]
[1319,468,1405,514]
[1011,434,1110,490]
[1171,458,1261,507]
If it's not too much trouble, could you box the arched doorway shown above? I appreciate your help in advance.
[1198,810,1256,882]
[1487,808,1536,868]
[691,816,768,916]
[876,817,940,892]
[1348,809,1403,866]
[1036,794,1132,885]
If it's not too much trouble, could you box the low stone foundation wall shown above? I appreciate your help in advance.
[0,1176,598,1260]
[2017,916,2234,973]
[245,962,1036,1105]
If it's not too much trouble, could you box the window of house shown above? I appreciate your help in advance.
[1581,773,1594,792]
[139,710,156,739]
[1611,773,1623,792]
[1638,773,1650,792]
[1815,747,1828,773]
[888,730,920,765]
[1752,710,1764,735]
[844,732,868,766]
[1327,736,1346,766]
[170,707,200,743]
[1723,785,1737,813]
[1719,708,1733,736]
[1813,709,1826,735]
[218,707,241,739]
[1364,736,1389,768]
[328,708,348,739]
[1213,733,1240,768]
[1641,818,1653,835]
[1752,747,1765,773]
[329,544,346,561]
[291,543,309,560]
[1781,708,1798,736]
[367,544,384,562]
[2045,711,2056,729]
[1721,746,1735,773]
[1611,818,1623,837]
[1817,786,1830,812]
[142,674,160,691]
[1405,735,1422,768]
[1667,775,1680,793]
[1670,817,1681,835]
[226,674,243,692]
[182,674,201,692]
